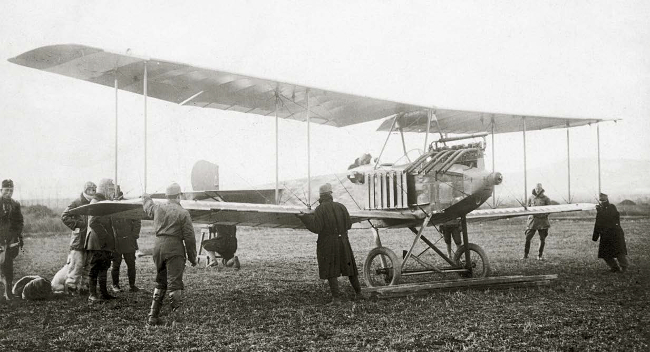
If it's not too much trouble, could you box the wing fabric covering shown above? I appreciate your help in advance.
[8,44,420,128]
[68,199,422,229]
[466,203,597,222]
[9,44,609,132]
[69,199,596,230]
[375,110,607,135]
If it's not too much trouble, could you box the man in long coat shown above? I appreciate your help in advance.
[523,183,552,260]
[0,179,24,301]
[60,181,95,294]
[85,178,117,302]
[298,183,362,304]
[593,193,629,272]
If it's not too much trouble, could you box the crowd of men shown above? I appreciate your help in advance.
[0,176,633,324]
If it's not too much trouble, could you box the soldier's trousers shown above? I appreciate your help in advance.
[154,255,185,291]
[112,252,136,287]
[525,229,549,256]
[0,246,19,295]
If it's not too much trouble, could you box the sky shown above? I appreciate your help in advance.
[1,0,649,203]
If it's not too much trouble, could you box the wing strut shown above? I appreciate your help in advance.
[423,109,432,152]
[522,116,528,208]
[596,124,601,195]
[566,121,572,202]
[114,70,118,185]
[398,126,411,162]
[375,113,400,169]
[275,88,279,204]
[491,116,496,207]
[306,89,312,208]
[143,61,148,192]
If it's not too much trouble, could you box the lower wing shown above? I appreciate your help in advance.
[69,200,595,229]
[69,199,422,229]
[466,203,596,222]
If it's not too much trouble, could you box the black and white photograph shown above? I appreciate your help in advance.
[1,1,648,350]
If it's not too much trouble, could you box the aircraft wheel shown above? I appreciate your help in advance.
[363,247,402,287]
[453,243,491,278]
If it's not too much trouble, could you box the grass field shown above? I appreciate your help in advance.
[1,218,649,351]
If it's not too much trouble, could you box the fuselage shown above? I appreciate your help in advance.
[267,142,502,227]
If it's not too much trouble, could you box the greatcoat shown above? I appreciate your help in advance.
[300,195,358,279]
[592,202,627,259]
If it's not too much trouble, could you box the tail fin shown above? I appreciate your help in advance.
[191,160,219,191]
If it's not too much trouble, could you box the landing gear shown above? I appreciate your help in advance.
[363,215,490,287]
[453,243,491,278]
[363,247,402,287]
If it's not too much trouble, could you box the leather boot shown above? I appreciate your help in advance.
[88,277,100,302]
[168,290,183,326]
[147,288,166,326]
[2,280,13,301]
[99,272,117,300]
[226,256,240,270]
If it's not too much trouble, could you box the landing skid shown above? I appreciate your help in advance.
[363,215,491,287]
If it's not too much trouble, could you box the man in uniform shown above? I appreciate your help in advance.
[522,183,552,260]
[86,178,117,302]
[61,181,96,295]
[111,190,142,292]
[298,183,363,304]
[202,224,240,269]
[143,182,197,326]
[0,179,24,301]
[593,193,629,272]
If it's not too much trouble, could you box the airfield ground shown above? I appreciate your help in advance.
[1,218,648,351]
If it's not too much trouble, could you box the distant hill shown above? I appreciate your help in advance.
[496,158,650,205]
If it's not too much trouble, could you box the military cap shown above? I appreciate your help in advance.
[319,183,332,194]
[1,179,14,188]
[166,182,182,196]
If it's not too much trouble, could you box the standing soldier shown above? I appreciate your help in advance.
[522,183,552,260]
[111,217,142,292]
[143,183,197,326]
[61,181,96,295]
[86,178,117,302]
[0,179,24,301]
[593,193,629,272]
[298,183,364,304]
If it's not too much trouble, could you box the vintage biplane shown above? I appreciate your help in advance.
[10,44,607,287]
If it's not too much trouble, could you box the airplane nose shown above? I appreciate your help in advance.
[493,172,503,185]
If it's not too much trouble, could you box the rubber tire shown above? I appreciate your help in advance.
[453,243,491,278]
[363,247,402,287]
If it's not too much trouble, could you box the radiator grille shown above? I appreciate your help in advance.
[366,171,409,209]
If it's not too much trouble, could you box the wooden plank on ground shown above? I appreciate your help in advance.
[362,275,557,298]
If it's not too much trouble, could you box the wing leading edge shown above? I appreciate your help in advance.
[69,198,423,229]
[466,203,597,222]
[9,44,612,132]
[69,199,596,230]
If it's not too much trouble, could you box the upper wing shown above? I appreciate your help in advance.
[69,198,422,229]
[466,203,596,222]
[8,44,420,128]
[376,110,610,135]
[9,44,610,131]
